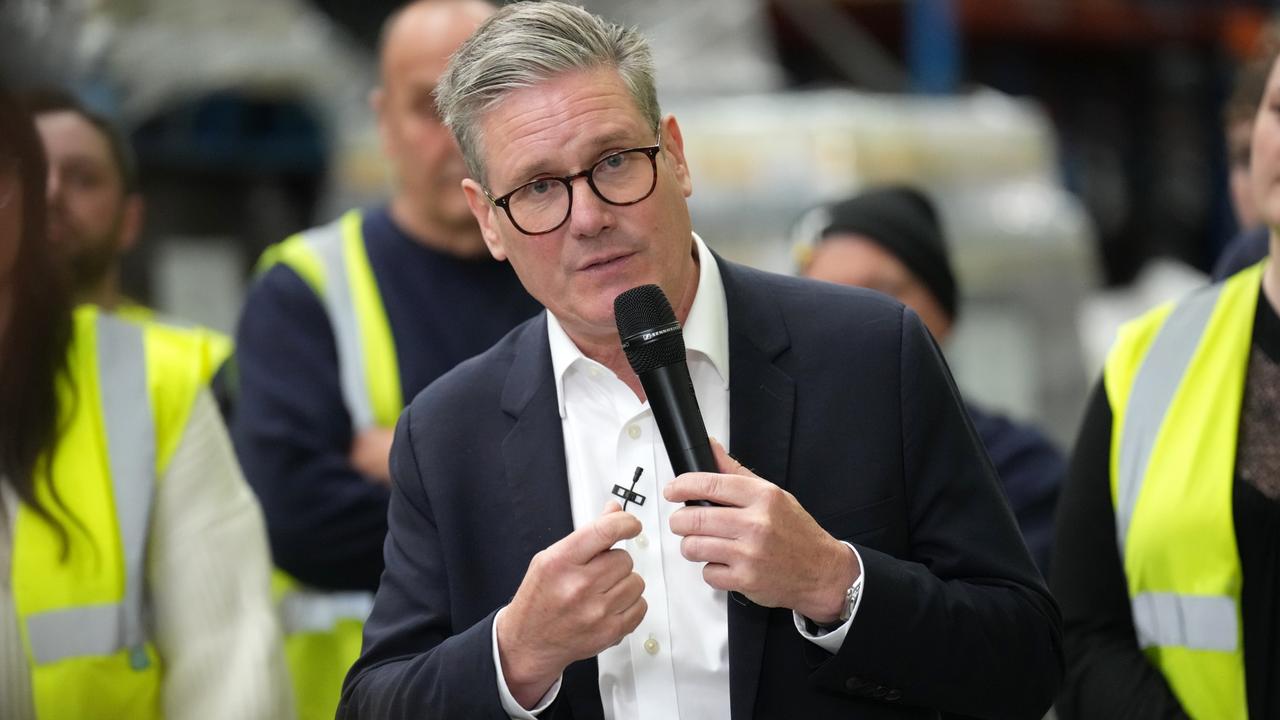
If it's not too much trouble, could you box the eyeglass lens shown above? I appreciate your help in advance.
[506,148,655,234]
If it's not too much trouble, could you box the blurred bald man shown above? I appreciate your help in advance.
[232,2,540,717]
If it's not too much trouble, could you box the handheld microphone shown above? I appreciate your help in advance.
[614,284,716,507]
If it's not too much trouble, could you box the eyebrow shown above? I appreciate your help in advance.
[54,154,111,173]
[502,129,650,189]
[409,82,438,99]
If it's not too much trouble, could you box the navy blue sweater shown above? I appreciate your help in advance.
[232,207,542,591]
[966,403,1064,576]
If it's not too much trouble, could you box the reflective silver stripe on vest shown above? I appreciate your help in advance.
[1114,284,1223,554]
[27,603,133,664]
[26,315,155,666]
[1114,284,1239,653]
[304,219,374,430]
[278,589,374,635]
[1132,593,1238,652]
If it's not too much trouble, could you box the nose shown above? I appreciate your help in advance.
[565,175,613,239]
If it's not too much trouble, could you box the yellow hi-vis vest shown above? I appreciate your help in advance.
[1104,261,1264,719]
[12,306,206,719]
[113,301,234,383]
[255,208,400,720]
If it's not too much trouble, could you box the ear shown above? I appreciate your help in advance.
[461,178,507,261]
[660,114,693,198]
[117,194,145,253]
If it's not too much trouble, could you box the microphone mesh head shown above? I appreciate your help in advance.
[614,284,686,374]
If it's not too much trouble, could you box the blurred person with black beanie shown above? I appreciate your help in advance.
[797,185,1064,575]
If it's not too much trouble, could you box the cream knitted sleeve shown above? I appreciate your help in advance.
[150,389,295,720]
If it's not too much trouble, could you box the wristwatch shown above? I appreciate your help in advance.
[835,578,862,624]
[810,574,863,632]
[816,541,864,630]
[802,541,865,633]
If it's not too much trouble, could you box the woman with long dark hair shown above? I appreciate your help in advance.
[0,87,293,719]
[0,79,74,556]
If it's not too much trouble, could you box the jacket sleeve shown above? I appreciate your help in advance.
[1051,380,1189,719]
[809,307,1064,720]
[337,403,511,720]
[231,265,389,592]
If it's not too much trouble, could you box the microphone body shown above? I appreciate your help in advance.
[639,362,717,479]
[614,284,717,506]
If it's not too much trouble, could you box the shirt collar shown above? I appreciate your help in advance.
[546,232,729,418]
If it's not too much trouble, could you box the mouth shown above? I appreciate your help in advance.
[579,251,636,274]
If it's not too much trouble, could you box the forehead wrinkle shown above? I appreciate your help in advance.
[398,76,439,101]
[483,76,650,189]
[504,128,641,188]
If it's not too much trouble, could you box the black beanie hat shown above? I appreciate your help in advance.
[818,186,958,321]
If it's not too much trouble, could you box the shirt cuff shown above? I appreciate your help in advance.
[793,542,865,653]
[493,606,562,718]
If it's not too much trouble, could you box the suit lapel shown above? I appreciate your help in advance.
[499,314,604,720]
[500,314,575,555]
[719,259,796,720]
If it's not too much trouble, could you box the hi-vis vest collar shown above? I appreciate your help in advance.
[256,209,402,430]
[1105,261,1265,719]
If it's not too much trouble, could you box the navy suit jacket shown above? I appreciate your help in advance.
[339,258,1062,719]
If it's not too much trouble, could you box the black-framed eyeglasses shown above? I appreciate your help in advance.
[486,136,662,235]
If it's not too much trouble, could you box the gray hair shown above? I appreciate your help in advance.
[436,1,661,186]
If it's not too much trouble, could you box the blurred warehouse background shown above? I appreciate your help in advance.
[3,0,1275,445]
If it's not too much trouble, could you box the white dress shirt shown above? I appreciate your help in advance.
[495,234,863,719]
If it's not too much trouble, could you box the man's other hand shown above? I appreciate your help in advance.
[665,439,860,625]
[497,501,647,708]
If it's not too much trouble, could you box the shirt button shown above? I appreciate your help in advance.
[634,533,649,549]
[626,424,641,439]
[643,635,659,655]
[588,367,602,378]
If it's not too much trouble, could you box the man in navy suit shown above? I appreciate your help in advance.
[339,3,1062,719]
